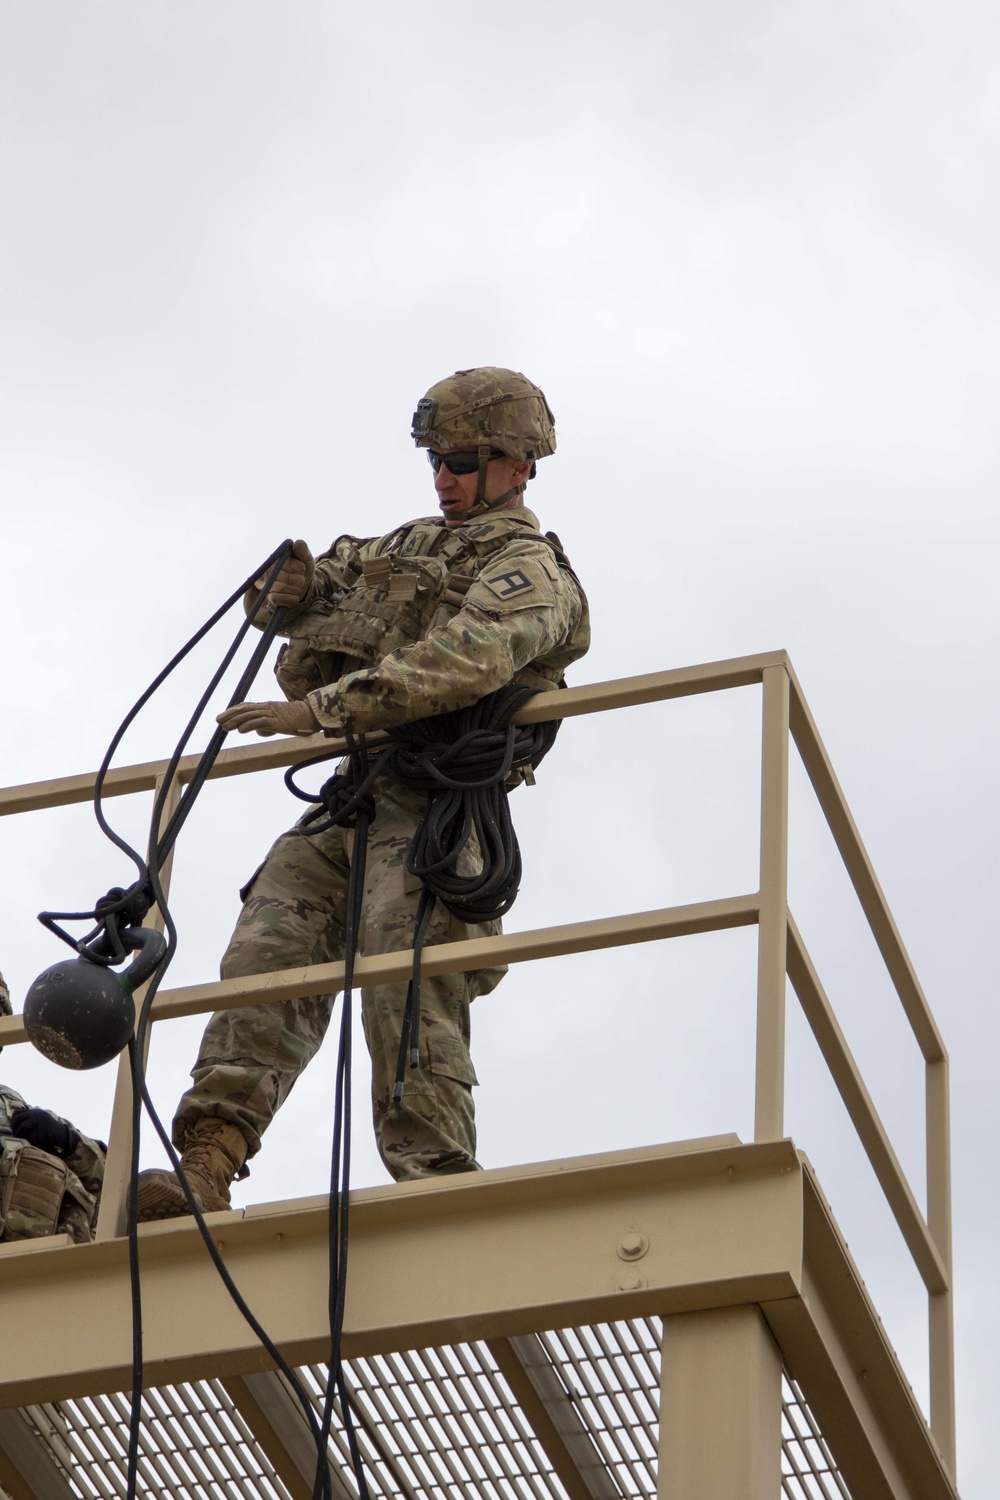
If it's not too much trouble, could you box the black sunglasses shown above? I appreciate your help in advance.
[426,449,506,476]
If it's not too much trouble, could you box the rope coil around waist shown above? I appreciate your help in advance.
[285,683,561,1097]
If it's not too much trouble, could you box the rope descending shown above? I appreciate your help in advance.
[29,540,355,1500]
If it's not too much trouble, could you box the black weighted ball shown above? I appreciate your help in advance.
[23,958,136,1070]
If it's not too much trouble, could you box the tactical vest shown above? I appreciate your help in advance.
[0,1086,96,1243]
[273,514,581,703]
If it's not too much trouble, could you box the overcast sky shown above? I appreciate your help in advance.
[1,3,997,1494]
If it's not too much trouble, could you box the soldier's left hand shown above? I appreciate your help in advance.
[217,699,321,737]
[11,1107,79,1158]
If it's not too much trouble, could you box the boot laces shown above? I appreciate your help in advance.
[184,1124,237,1177]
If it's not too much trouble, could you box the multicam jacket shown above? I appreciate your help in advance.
[0,1085,106,1244]
[254,509,590,736]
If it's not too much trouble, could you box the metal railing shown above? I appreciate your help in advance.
[0,649,954,1472]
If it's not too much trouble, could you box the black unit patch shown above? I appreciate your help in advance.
[484,568,533,598]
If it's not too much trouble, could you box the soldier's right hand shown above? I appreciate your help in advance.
[257,539,315,608]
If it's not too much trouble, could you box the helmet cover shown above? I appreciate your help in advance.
[411,367,556,465]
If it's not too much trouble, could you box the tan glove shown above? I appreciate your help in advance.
[256,539,315,609]
[217,699,321,737]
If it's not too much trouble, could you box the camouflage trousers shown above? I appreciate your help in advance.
[174,773,505,1181]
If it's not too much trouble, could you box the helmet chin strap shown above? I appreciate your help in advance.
[465,443,527,520]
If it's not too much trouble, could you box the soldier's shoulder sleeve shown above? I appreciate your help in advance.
[465,532,568,611]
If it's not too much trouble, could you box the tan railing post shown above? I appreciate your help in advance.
[657,1306,782,1498]
[754,666,790,1142]
[927,1055,956,1473]
[95,775,182,1241]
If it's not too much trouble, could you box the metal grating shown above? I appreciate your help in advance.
[3,1322,851,1499]
[17,1384,293,1499]
[306,1348,564,1500]
[530,1323,659,1496]
[781,1372,853,1498]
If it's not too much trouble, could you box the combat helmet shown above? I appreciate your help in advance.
[411,367,556,516]
[0,973,10,1055]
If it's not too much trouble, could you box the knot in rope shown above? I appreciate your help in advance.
[40,879,154,967]
[297,740,379,837]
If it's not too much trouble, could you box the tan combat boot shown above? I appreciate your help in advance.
[133,1118,248,1222]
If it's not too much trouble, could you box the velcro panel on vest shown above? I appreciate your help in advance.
[362,556,392,586]
[388,574,419,601]
[0,1140,67,1240]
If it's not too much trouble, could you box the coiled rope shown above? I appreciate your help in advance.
[285,681,561,1099]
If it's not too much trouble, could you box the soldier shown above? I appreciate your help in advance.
[136,367,590,1220]
[0,973,107,1244]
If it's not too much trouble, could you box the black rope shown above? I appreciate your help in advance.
[126,713,342,1500]
[37,540,294,961]
[316,731,370,1496]
[97,545,339,1500]
[30,540,358,1500]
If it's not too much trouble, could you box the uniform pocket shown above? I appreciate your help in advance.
[427,1033,479,1088]
[0,1140,68,1238]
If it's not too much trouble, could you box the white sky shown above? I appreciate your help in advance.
[1,2,997,1493]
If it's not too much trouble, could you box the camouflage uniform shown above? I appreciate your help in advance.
[0,974,106,1243]
[170,369,589,1185]
[175,507,589,1180]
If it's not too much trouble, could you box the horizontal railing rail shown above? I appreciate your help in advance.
[0,895,762,1043]
[0,652,789,817]
[0,649,955,1474]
